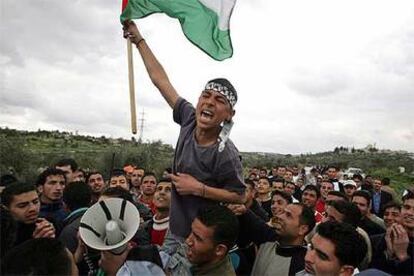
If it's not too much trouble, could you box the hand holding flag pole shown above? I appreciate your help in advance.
[122,0,137,134]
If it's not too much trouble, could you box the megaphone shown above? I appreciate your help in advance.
[79,198,140,254]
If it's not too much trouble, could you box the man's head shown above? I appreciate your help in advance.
[100,186,134,203]
[343,180,357,199]
[0,174,18,193]
[302,185,320,209]
[256,177,271,195]
[284,169,294,182]
[153,178,172,212]
[1,183,40,224]
[271,178,285,192]
[62,182,92,212]
[305,221,367,276]
[130,168,144,188]
[277,166,287,178]
[320,181,334,200]
[271,190,292,217]
[259,168,267,178]
[1,238,78,276]
[352,174,363,188]
[86,171,105,194]
[352,190,371,217]
[244,180,256,206]
[72,169,85,182]
[326,166,338,180]
[185,205,238,266]
[141,172,157,197]
[109,169,129,191]
[383,201,401,228]
[401,189,414,234]
[323,200,361,227]
[54,158,78,183]
[284,182,296,196]
[326,191,347,202]
[36,168,66,203]
[372,177,382,192]
[196,78,236,132]
[274,203,316,244]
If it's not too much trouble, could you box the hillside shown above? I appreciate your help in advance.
[1,127,413,194]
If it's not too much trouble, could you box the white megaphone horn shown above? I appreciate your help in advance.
[79,198,140,254]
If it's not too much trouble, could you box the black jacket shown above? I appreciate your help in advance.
[370,233,414,275]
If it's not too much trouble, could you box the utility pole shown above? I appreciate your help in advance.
[138,109,145,142]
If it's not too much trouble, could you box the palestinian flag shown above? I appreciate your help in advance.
[120,0,236,61]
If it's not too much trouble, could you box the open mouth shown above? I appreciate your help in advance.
[200,109,214,120]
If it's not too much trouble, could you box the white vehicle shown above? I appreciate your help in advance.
[344,167,365,177]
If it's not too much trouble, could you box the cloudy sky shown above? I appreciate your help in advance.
[1,0,413,154]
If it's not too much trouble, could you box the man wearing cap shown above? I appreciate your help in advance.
[343,180,357,201]
[123,21,245,239]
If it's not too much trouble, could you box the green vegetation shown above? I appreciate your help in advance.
[1,127,413,194]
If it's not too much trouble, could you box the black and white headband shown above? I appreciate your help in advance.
[204,81,237,108]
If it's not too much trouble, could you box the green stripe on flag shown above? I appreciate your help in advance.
[120,0,234,61]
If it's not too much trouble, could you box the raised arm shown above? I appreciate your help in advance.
[123,20,179,109]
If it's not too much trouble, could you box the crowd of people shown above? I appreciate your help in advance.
[0,159,413,275]
[1,21,413,276]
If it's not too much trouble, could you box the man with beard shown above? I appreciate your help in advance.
[234,203,316,275]
[35,168,68,228]
[136,178,172,246]
[86,171,105,204]
[138,173,158,214]
[130,167,144,198]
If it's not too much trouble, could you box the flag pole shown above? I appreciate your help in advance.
[127,38,137,134]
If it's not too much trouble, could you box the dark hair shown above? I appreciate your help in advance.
[258,176,270,183]
[0,208,17,258]
[382,177,390,186]
[352,174,363,181]
[110,168,126,178]
[285,181,296,188]
[244,179,255,189]
[55,158,78,171]
[62,181,92,211]
[164,168,172,174]
[196,205,239,251]
[383,201,401,212]
[1,183,37,207]
[316,221,367,267]
[85,171,103,184]
[327,191,347,201]
[293,203,316,236]
[327,165,338,171]
[326,200,361,227]
[35,168,66,187]
[142,172,158,183]
[352,190,371,204]
[0,174,18,187]
[207,78,237,108]
[158,177,172,184]
[402,188,414,202]
[102,186,134,203]
[271,177,285,184]
[271,190,293,204]
[303,185,321,198]
[1,238,72,275]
